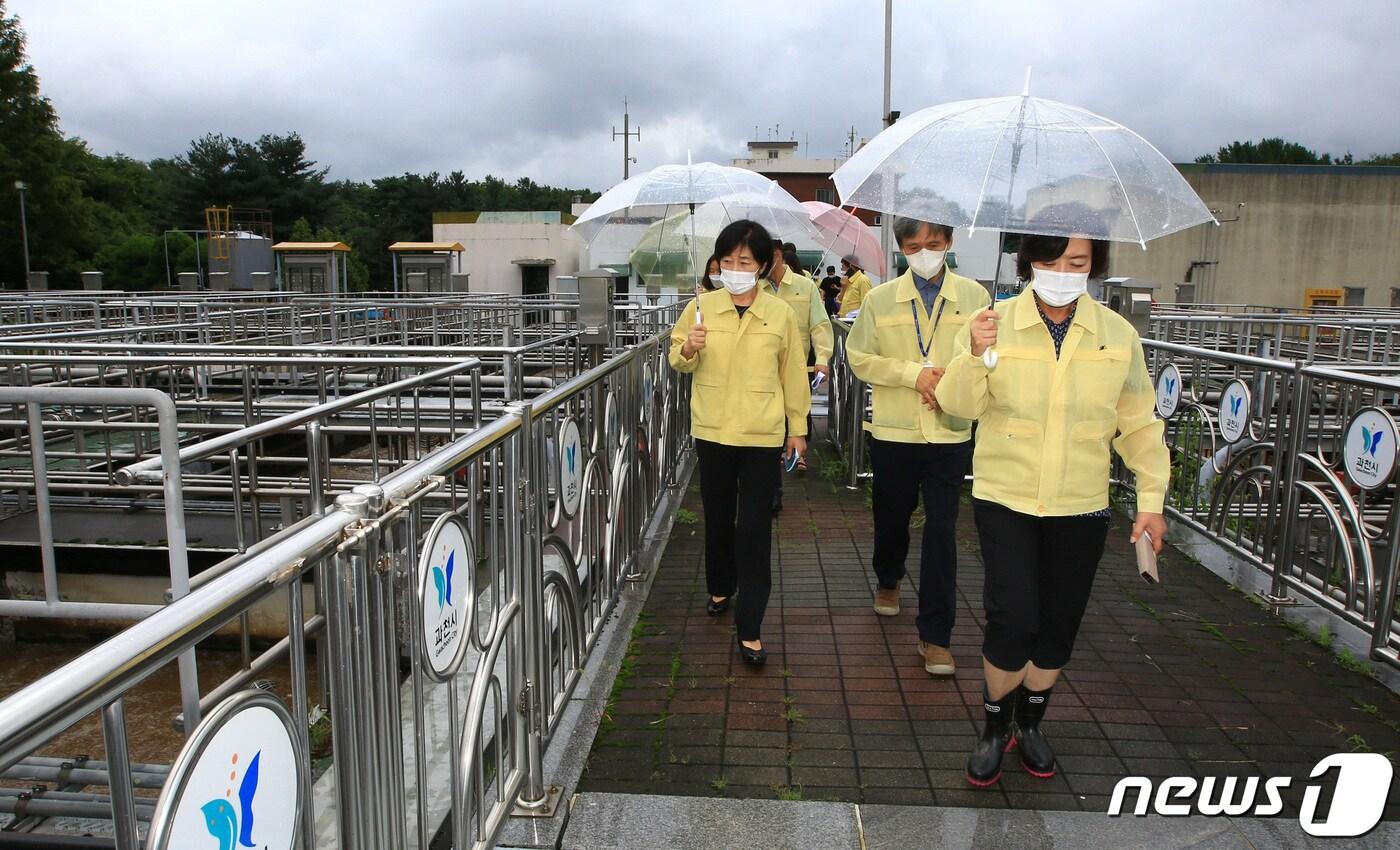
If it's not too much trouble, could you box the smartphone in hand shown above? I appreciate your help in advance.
[1136,532,1159,584]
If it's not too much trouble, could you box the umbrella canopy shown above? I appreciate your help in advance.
[831,92,1216,246]
[801,201,886,276]
[575,161,819,285]
[572,161,810,243]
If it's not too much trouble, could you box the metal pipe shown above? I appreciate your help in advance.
[0,510,352,773]
[100,701,139,850]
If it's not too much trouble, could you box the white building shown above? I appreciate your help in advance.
[432,211,583,297]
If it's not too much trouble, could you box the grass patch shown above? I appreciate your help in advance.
[1336,647,1377,679]
[779,667,793,679]
[599,612,653,734]
[674,508,698,525]
[1352,698,1400,736]
[1198,619,1255,655]
[710,777,728,794]
[781,707,807,724]
[774,784,804,801]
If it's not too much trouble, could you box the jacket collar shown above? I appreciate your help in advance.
[713,287,776,319]
[895,268,965,304]
[1010,288,1101,335]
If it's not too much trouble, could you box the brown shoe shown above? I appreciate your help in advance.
[873,584,900,617]
[918,641,956,677]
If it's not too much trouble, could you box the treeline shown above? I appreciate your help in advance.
[0,2,597,290]
[1196,137,1400,166]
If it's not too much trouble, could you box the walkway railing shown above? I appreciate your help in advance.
[824,307,1400,672]
[0,325,692,849]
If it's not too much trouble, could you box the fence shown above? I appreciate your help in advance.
[0,314,690,847]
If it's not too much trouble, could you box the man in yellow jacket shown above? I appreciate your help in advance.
[846,217,990,677]
[837,257,873,318]
[765,243,834,490]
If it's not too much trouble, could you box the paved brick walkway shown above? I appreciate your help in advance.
[580,445,1400,820]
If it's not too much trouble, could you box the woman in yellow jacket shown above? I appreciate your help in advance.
[936,225,1169,787]
[669,220,811,665]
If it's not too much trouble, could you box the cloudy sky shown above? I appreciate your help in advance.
[13,0,1400,191]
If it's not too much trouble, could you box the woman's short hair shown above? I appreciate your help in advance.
[1014,203,1111,281]
[714,220,775,278]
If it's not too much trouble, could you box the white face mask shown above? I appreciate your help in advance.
[905,248,946,280]
[1032,268,1089,307]
[707,274,723,286]
[718,268,757,295]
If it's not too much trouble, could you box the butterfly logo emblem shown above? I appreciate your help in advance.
[1165,377,1177,396]
[431,551,455,611]
[1362,426,1384,458]
[566,443,577,475]
[202,750,260,850]
[1229,395,1243,417]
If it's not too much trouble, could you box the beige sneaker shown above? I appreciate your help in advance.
[873,584,900,616]
[918,641,956,677]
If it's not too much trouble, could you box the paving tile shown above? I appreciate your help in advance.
[577,443,1400,823]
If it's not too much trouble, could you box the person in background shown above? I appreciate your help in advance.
[669,220,811,665]
[765,241,833,496]
[846,217,989,679]
[820,264,842,315]
[936,210,1169,786]
[702,254,722,290]
[838,256,872,317]
[781,242,813,280]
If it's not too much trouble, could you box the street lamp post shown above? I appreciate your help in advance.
[14,180,30,285]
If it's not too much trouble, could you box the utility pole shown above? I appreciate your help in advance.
[14,180,29,285]
[879,0,894,278]
[612,98,641,179]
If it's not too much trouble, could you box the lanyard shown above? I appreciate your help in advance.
[911,295,948,366]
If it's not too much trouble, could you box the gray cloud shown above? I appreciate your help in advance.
[13,0,1400,192]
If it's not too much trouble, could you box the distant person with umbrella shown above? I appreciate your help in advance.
[670,220,811,665]
[837,256,872,317]
[846,216,990,678]
[820,265,841,315]
[936,205,1169,786]
[764,241,833,493]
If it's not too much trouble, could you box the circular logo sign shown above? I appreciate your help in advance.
[1344,407,1399,491]
[1218,379,1250,444]
[148,690,303,850]
[418,513,474,681]
[641,365,655,423]
[1155,363,1182,420]
[558,418,583,518]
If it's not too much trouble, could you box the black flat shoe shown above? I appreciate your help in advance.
[706,596,730,616]
[737,639,767,665]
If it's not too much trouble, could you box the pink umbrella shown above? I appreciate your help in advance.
[801,201,887,276]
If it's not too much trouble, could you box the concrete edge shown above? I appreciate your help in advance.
[494,452,697,849]
[1169,520,1400,695]
[556,794,1400,850]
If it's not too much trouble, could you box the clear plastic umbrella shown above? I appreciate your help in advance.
[575,160,819,298]
[831,83,1216,247]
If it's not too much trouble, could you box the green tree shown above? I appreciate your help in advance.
[1195,138,1328,165]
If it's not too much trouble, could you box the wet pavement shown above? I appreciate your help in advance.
[578,445,1400,821]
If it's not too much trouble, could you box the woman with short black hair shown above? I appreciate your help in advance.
[702,254,722,290]
[937,216,1169,786]
[670,220,811,665]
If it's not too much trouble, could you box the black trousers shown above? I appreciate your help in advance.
[973,498,1111,671]
[869,437,971,646]
[696,439,780,641]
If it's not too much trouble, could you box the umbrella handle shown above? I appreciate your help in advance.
[982,349,998,369]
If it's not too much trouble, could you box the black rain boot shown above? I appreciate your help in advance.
[1015,685,1057,778]
[965,687,1016,787]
